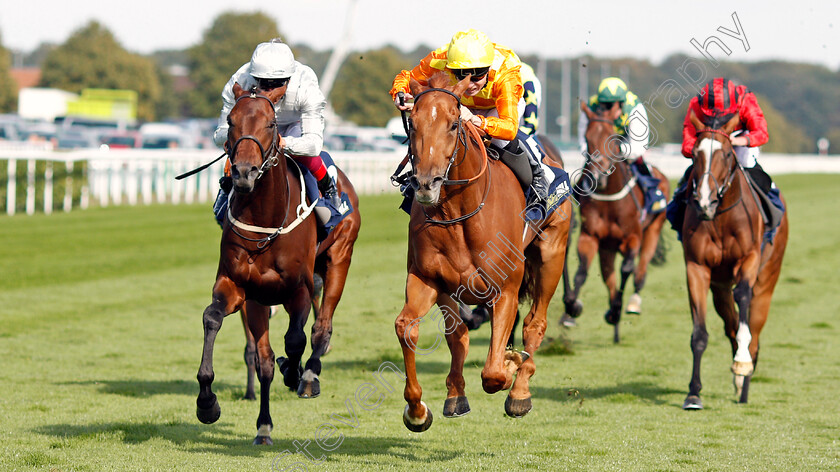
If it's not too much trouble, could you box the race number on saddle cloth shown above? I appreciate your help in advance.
[214,152,353,240]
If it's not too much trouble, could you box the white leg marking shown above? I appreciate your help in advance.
[302,370,319,382]
[257,424,272,436]
[734,321,753,363]
[403,401,429,425]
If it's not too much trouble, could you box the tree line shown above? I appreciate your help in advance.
[1,12,838,153]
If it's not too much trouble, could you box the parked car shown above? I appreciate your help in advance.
[100,132,141,149]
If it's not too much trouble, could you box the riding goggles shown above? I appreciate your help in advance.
[451,67,490,82]
[256,77,290,90]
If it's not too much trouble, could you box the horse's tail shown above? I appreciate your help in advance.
[518,255,538,305]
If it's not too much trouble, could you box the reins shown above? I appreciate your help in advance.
[393,86,491,225]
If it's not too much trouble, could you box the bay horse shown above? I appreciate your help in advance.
[196,83,360,444]
[564,101,669,343]
[395,73,572,432]
[681,111,788,409]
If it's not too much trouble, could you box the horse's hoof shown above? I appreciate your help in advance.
[196,396,221,424]
[297,371,321,398]
[403,401,433,432]
[504,395,532,418]
[625,293,642,315]
[560,313,577,328]
[604,309,619,326]
[682,395,703,410]
[733,374,745,396]
[567,299,583,318]
[242,391,256,401]
[277,357,303,390]
[443,396,471,418]
[253,435,273,446]
[731,361,754,377]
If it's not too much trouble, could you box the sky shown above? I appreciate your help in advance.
[1,0,838,69]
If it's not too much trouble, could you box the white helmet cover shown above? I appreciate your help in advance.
[250,41,296,79]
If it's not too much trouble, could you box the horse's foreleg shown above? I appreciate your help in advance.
[598,247,621,342]
[684,262,711,410]
[395,272,438,432]
[629,216,665,315]
[278,285,312,392]
[481,290,520,394]
[438,294,471,418]
[197,277,244,424]
[731,252,761,386]
[564,232,598,325]
[241,309,257,401]
[244,301,274,445]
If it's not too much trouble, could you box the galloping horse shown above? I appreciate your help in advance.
[196,83,360,444]
[680,111,788,409]
[564,101,669,343]
[395,73,572,432]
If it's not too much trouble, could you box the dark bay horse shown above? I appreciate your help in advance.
[564,101,669,343]
[196,83,360,444]
[681,111,788,409]
[395,73,572,432]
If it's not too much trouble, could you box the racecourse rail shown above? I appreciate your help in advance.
[2,142,839,216]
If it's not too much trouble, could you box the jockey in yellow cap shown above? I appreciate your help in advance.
[390,29,549,207]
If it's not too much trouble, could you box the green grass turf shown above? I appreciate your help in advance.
[0,174,838,471]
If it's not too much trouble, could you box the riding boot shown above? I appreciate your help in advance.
[744,163,773,195]
[317,174,341,209]
[528,157,549,205]
[213,176,233,227]
[665,165,693,239]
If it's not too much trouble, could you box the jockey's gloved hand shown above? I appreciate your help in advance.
[460,105,475,122]
[395,92,414,111]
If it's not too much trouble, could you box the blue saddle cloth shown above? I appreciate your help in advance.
[523,163,572,224]
[630,161,667,216]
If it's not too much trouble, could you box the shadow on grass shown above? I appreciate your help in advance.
[530,380,684,405]
[59,379,238,398]
[35,420,272,457]
[323,358,450,375]
[316,435,461,464]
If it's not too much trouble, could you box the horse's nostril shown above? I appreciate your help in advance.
[409,176,420,189]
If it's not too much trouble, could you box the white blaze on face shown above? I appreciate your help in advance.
[733,321,753,363]
[431,106,437,122]
[696,138,722,209]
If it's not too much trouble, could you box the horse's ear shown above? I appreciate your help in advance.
[688,109,704,132]
[452,76,470,97]
[721,113,741,135]
[233,82,246,99]
[580,100,594,119]
[265,86,286,103]
[409,78,426,97]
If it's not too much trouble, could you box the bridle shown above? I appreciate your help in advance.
[225,89,316,246]
[691,128,741,215]
[406,87,491,225]
[228,90,282,180]
[583,115,642,212]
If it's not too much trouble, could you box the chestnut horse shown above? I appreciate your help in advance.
[395,73,572,432]
[680,112,788,409]
[564,101,669,343]
[196,84,360,444]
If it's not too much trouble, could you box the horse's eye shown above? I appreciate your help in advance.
[450,121,458,131]
[227,116,233,127]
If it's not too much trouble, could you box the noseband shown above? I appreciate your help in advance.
[229,90,281,180]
